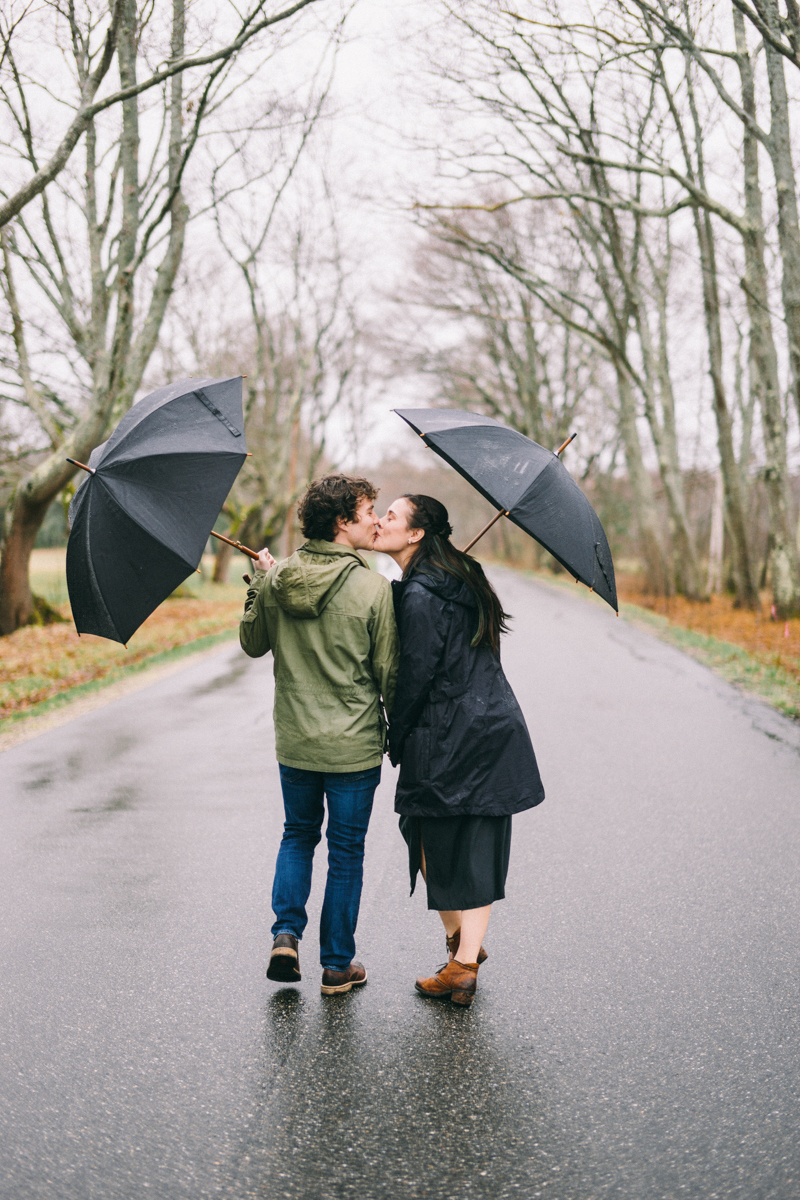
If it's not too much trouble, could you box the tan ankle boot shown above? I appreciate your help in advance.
[415,958,479,1006]
[446,929,488,965]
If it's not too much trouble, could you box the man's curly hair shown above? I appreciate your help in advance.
[297,474,378,543]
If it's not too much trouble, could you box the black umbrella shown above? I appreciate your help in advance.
[66,376,248,644]
[394,408,618,613]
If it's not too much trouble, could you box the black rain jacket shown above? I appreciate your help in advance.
[389,563,544,818]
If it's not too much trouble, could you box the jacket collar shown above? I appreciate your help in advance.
[393,561,477,608]
[301,539,369,567]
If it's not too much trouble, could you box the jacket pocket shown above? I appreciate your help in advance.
[399,727,430,787]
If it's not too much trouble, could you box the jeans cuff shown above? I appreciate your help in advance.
[273,929,301,940]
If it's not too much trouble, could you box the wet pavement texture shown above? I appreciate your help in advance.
[1,569,799,1200]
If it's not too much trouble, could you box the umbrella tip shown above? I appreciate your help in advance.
[66,457,96,474]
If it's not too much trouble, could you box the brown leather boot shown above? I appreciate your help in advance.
[266,933,301,983]
[415,959,479,1006]
[446,929,488,965]
[320,960,368,995]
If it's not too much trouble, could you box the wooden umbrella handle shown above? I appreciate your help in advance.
[463,508,509,553]
[210,529,260,560]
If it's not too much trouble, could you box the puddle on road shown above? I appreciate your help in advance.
[72,784,139,815]
[22,771,54,791]
[193,658,250,696]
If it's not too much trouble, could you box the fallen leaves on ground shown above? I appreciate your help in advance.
[0,592,243,720]
[617,577,800,685]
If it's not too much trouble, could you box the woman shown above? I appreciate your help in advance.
[374,494,544,1006]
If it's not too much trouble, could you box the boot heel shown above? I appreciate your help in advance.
[416,960,479,1004]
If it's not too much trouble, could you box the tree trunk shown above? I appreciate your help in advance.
[664,45,760,609]
[0,490,53,633]
[212,539,233,583]
[760,1,800,431]
[0,387,124,635]
[735,8,800,616]
[614,364,671,593]
[636,282,705,599]
[693,204,760,609]
[758,5,800,590]
[0,0,189,636]
[707,469,724,594]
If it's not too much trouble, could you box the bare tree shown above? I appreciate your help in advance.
[732,0,800,72]
[169,156,364,579]
[609,0,800,612]
[0,0,322,229]
[0,0,339,633]
[211,283,361,580]
[405,215,594,450]
[731,7,800,609]
[413,13,709,595]
[416,2,800,608]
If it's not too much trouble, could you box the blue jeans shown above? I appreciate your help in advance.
[272,764,381,971]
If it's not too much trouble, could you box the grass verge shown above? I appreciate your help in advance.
[1,549,248,727]
[0,628,237,736]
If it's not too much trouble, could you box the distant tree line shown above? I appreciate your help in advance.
[398,0,800,615]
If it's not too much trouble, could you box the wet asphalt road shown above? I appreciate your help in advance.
[1,569,799,1200]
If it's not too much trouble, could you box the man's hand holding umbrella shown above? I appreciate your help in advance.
[240,546,276,584]
[254,548,277,572]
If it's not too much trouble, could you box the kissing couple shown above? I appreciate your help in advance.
[240,473,543,1007]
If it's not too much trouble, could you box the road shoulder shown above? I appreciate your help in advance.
[498,564,800,724]
[0,633,237,753]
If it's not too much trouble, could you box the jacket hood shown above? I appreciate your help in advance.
[400,562,478,609]
[271,540,367,618]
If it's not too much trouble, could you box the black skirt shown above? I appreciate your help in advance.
[399,813,512,911]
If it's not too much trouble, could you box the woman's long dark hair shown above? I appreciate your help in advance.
[403,494,510,653]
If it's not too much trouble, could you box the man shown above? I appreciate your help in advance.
[240,474,398,995]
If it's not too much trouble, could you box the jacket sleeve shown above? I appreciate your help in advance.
[239,570,271,658]
[388,584,448,766]
[369,578,399,719]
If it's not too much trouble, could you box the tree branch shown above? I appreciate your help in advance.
[0,0,321,229]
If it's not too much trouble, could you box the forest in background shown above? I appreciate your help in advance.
[2,0,800,635]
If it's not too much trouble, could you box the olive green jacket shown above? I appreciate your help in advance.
[239,540,399,771]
